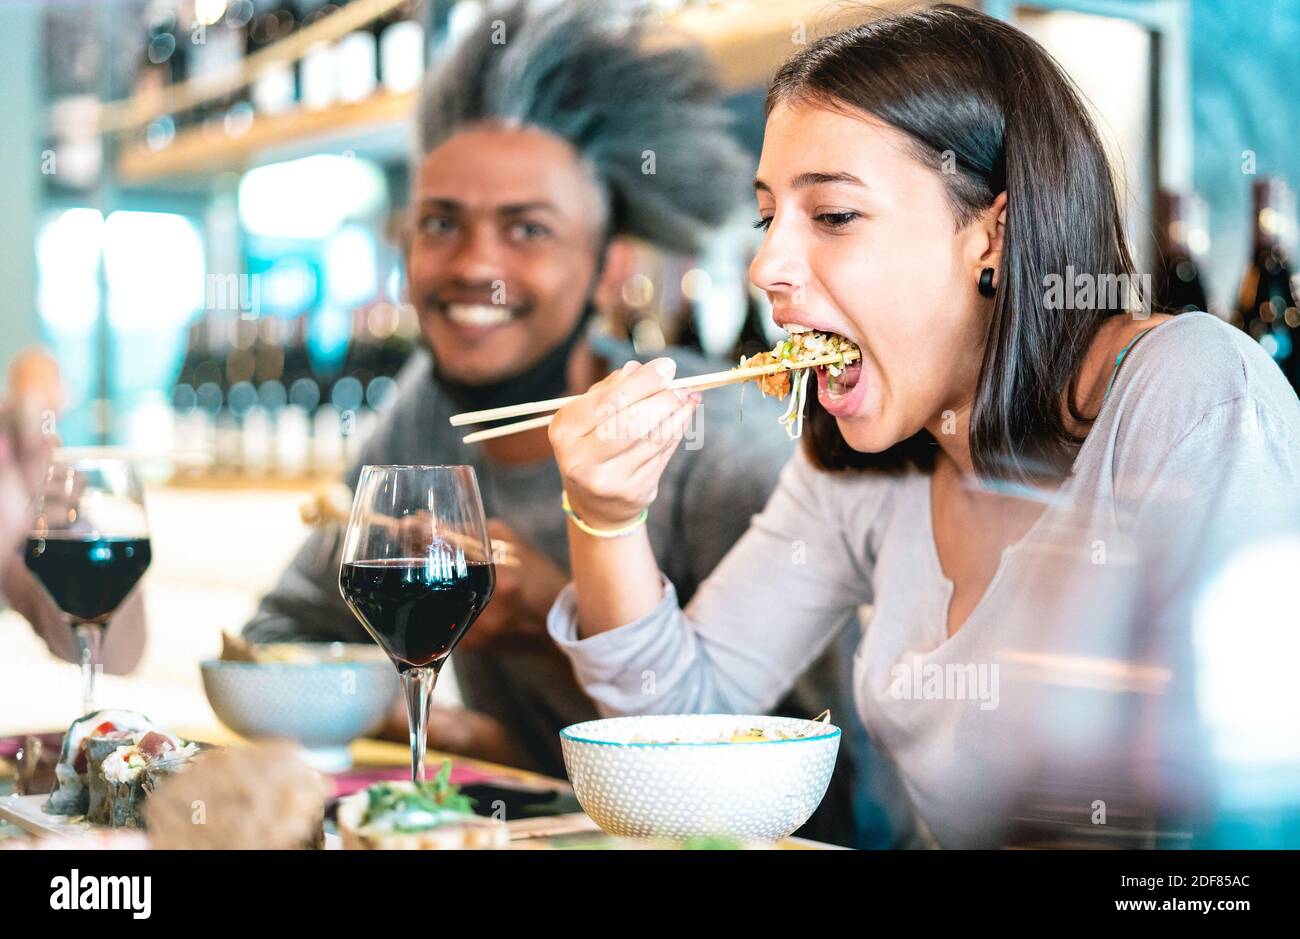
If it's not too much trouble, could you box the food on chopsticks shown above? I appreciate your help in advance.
[449,328,861,444]
[337,761,509,850]
[740,328,862,439]
[43,709,163,816]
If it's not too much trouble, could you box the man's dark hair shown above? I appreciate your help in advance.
[417,0,751,255]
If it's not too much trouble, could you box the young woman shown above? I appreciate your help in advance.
[544,5,1300,847]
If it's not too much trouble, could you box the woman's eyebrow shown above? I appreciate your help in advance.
[753,171,869,193]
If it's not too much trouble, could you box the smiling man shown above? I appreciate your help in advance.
[241,0,887,847]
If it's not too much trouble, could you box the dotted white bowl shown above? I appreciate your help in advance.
[560,714,840,843]
[200,648,398,771]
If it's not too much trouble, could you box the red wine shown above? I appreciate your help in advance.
[24,536,152,626]
[339,558,495,670]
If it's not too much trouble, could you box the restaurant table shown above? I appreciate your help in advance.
[0,726,844,850]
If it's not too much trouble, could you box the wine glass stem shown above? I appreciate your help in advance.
[73,623,103,714]
[400,666,438,783]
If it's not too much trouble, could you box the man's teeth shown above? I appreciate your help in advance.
[446,303,514,327]
[786,324,812,334]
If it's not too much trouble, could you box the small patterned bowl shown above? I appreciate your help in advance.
[560,714,840,843]
[200,645,398,772]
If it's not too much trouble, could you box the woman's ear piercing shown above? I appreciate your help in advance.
[978,267,996,297]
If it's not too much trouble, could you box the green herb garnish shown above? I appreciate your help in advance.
[364,760,477,828]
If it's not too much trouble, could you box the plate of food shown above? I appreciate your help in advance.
[0,711,331,849]
[0,708,203,838]
[336,761,509,849]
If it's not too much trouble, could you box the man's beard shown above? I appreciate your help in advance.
[430,303,597,419]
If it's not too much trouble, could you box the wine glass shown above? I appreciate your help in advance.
[338,465,496,783]
[25,458,151,715]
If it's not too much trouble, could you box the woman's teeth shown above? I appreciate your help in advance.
[446,303,514,327]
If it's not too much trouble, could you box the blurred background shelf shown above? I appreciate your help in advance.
[101,0,412,133]
[113,0,839,184]
[118,89,415,183]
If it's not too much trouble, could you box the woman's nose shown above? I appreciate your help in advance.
[748,218,809,304]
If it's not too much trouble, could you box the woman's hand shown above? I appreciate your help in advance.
[548,357,700,637]
[549,357,701,529]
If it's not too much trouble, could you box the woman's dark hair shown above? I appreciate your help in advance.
[768,3,1143,484]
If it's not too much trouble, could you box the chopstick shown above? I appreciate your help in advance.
[451,352,858,440]
[460,414,555,445]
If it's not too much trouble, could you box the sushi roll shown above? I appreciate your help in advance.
[91,730,200,829]
[84,732,138,825]
[43,710,159,817]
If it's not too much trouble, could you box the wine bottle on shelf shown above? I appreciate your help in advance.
[178,4,233,139]
[134,3,176,106]
[378,0,426,93]
[1154,190,1210,315]
[276,314,315,476]
[220,0,257,134]
[154,3,195,134]
[335,0,379,103]
[375,304,416,379]
[253,314,288,399]
[281,313,313,388]
[298,0,342,111]
[343,307,380,392]
[1235,177,1300,392]
[249,0,299,115]
[331,328,370,466]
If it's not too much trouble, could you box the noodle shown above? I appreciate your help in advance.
[740,331,859,441]
[777,367,811,440]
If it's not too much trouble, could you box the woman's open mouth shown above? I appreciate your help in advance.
[815,355,866,415]
[742,325,866,435]
[785,326,867,417]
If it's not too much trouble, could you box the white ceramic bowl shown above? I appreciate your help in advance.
[200,645,398,771]
[560,714,840,843]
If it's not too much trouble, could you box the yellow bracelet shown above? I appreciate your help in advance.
[561,491,648,538]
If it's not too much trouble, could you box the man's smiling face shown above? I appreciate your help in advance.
[408,124,608,385]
